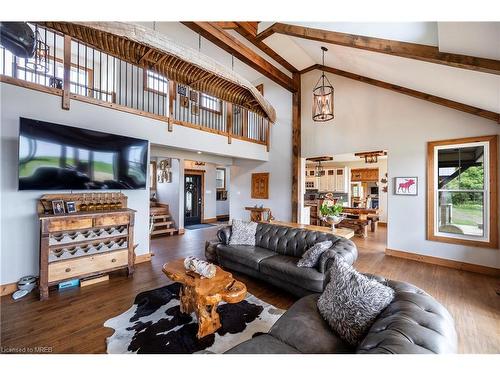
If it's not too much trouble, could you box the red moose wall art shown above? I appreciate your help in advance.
[394,177,418,196]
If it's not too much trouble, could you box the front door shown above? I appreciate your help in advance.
[184,174,202,225]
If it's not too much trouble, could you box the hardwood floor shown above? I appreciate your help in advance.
[1,226,498,353]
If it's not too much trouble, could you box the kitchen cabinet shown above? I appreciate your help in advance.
[326,169,336,191]
[305,167,347,192]
[335,168,347,192]
[351,168,379,182]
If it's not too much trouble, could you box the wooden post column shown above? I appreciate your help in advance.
[266,120,271,152]
[62,35,72,110]
[168,81,176,132]
[291,72,301,222]
[242,108,248,138]
[226,102,233,144]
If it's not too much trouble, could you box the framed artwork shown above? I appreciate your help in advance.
[180,95,189,108]
[394,177,418,196]
[251,173,269,199]
[66,201,77,213]
[189,90,199,102]
[177,84,187,96]
[52,200,66,214]
[191,103,200,116]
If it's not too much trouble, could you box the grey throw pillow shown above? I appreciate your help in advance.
[317,256,395,346]
[228,219,258,246]
[297,240,333,268]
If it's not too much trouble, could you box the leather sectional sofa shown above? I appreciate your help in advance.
[226,275,458,354]
[215,223,358,297]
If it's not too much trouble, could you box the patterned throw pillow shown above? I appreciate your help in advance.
[297,241,333,268]
[317,256,395,346]
[228,219,258,246]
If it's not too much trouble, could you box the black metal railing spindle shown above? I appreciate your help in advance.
[43,27,47,85]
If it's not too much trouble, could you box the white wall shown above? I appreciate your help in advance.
[309,159,388,222]
[231,76,293,222]
[301,70,500,269]
[0,83,269,284]
[154,157,180,229]
[0,84,148,284]
[151,146,233,229]
[438,22,500,60]
[216,167,230,217]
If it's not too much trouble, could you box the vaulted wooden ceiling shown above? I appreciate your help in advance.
[185,21,500,123]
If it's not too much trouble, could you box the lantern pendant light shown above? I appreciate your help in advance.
[26,26,50,73]
[312,46,334,122]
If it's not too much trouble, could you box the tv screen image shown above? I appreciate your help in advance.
[18,118,148,190]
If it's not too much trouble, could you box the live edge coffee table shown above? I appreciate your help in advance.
[163,258,247,338]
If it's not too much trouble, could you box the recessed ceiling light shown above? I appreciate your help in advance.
[197,151,202,154]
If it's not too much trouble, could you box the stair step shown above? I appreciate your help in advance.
[152,228,177,235]
[151,214,171,220]
[152,221,173,227]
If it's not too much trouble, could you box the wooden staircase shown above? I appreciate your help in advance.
[150,203,177,237]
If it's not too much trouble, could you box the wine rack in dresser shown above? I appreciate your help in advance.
[38,194,135,300]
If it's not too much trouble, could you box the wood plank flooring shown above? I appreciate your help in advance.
[0,226,498,353]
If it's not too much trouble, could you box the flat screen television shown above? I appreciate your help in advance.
[18,118,148,190]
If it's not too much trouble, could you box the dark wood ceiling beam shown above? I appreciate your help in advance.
[309,64,499,123]
[235,22,259,37]
[298,64,320,75]
[234,23,298,73]
[182,22,297,92]
[264,23,500,75]
[256,24,277,41]
[214,22,239,29]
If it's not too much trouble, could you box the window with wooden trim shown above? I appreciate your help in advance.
[216,168,226,190]
[427,135,498,248]
[144,69,168,95]
[200,93,222,114]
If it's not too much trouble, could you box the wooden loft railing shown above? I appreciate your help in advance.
[0,23,270,150]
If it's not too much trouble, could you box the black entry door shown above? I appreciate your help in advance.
[184,174,202,226]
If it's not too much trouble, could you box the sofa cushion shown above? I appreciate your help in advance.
[229,219,257,246]
[216,244,276,271]
[269,294,354,353]
[297,240,332,268]
[260,255,324,292]
[317,256,395,346]
[225,333,301,354]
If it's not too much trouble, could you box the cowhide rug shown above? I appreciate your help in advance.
[104,283,285,354]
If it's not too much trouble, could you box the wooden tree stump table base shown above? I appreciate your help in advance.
[163,258,247,338]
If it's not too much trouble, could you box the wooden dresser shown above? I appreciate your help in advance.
[38,209,135,300]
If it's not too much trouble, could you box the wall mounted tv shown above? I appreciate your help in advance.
[18,118,148,190]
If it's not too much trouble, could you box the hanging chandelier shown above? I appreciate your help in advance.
[354,151,387,164]
[312,46,334,122]
[25,27,50,73]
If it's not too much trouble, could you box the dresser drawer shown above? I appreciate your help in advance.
[94,214,129,227]
[48,217,93,232]
[48,250,128,283]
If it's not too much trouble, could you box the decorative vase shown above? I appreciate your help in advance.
[322,215,344,231]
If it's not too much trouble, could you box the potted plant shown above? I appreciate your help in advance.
[320,202,344,230]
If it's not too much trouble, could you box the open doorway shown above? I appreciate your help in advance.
[303,151,388,244]
[184,172,204,226]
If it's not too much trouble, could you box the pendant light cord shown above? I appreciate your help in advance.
[321,48,326,89]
